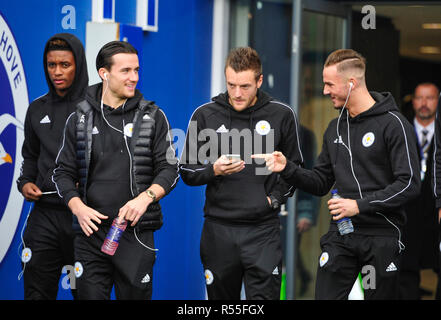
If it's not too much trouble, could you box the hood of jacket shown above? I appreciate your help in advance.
[212,89,273,114]
[43,33,89,102]
[211,89,273,131]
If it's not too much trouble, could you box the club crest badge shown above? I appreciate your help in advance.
[74,262,83,278]
[255,120,271,136]
[21,248,32,263]
[319,252,329,267]
[362,132,375,147]
[204,269,214,285]
[124,122,133,138]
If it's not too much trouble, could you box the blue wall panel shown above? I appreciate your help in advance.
[0,0,92,301]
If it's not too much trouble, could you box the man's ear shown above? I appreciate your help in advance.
[98,68,108,81]
[257,74,263,89]
[348,77,357,89]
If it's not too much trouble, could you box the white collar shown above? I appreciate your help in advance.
[414,118,434,134]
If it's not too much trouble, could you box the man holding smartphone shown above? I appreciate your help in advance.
[180,47,303,299]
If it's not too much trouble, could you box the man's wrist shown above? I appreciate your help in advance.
[269,194,280,210]
[68,197,84,216]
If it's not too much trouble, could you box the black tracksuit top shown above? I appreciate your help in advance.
[282,92,421,235]
[180,90,304,225]
[16,33,89,208]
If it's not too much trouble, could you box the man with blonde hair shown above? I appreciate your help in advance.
[253,49,420,299]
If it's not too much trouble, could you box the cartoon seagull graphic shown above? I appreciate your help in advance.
[0,113,24,165]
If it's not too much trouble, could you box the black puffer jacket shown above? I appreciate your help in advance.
[53,83,179,230]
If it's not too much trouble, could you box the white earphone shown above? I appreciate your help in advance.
[349,81,353,89]
[104,72,108,80]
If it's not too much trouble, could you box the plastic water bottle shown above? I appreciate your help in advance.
[101,218,127,255]
[331,189,354,235]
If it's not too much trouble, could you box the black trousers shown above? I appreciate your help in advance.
[200,218,282,300]
[398,270,420,300]
[73,225,156,300]
[22,205,76,300]
[315,231,402,300]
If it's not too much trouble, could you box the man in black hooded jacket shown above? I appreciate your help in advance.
[254,49,421,299]
[16,33,88,299]
[53,41,179,300]
[180,47,303,300]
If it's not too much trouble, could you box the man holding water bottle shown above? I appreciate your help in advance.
[53,41,179,300]
[253,49,420,299]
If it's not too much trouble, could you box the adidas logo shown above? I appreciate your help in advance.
[216,124,229,133]
[40,115,51,124]
[141,273,150,283]
[143,114,151,120]
[92,126,99,135]
[272,267,279,275]
[386,262,397,272]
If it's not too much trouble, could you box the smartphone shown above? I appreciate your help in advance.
[225,154,241,162]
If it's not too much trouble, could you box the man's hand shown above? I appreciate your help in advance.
[68,197,108,236]
[21,182,42,201]
[328,198,359,220]
[213,155,245,176]
[251,151,287,173]
[438,208,441,224]
[118,192,152,227]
